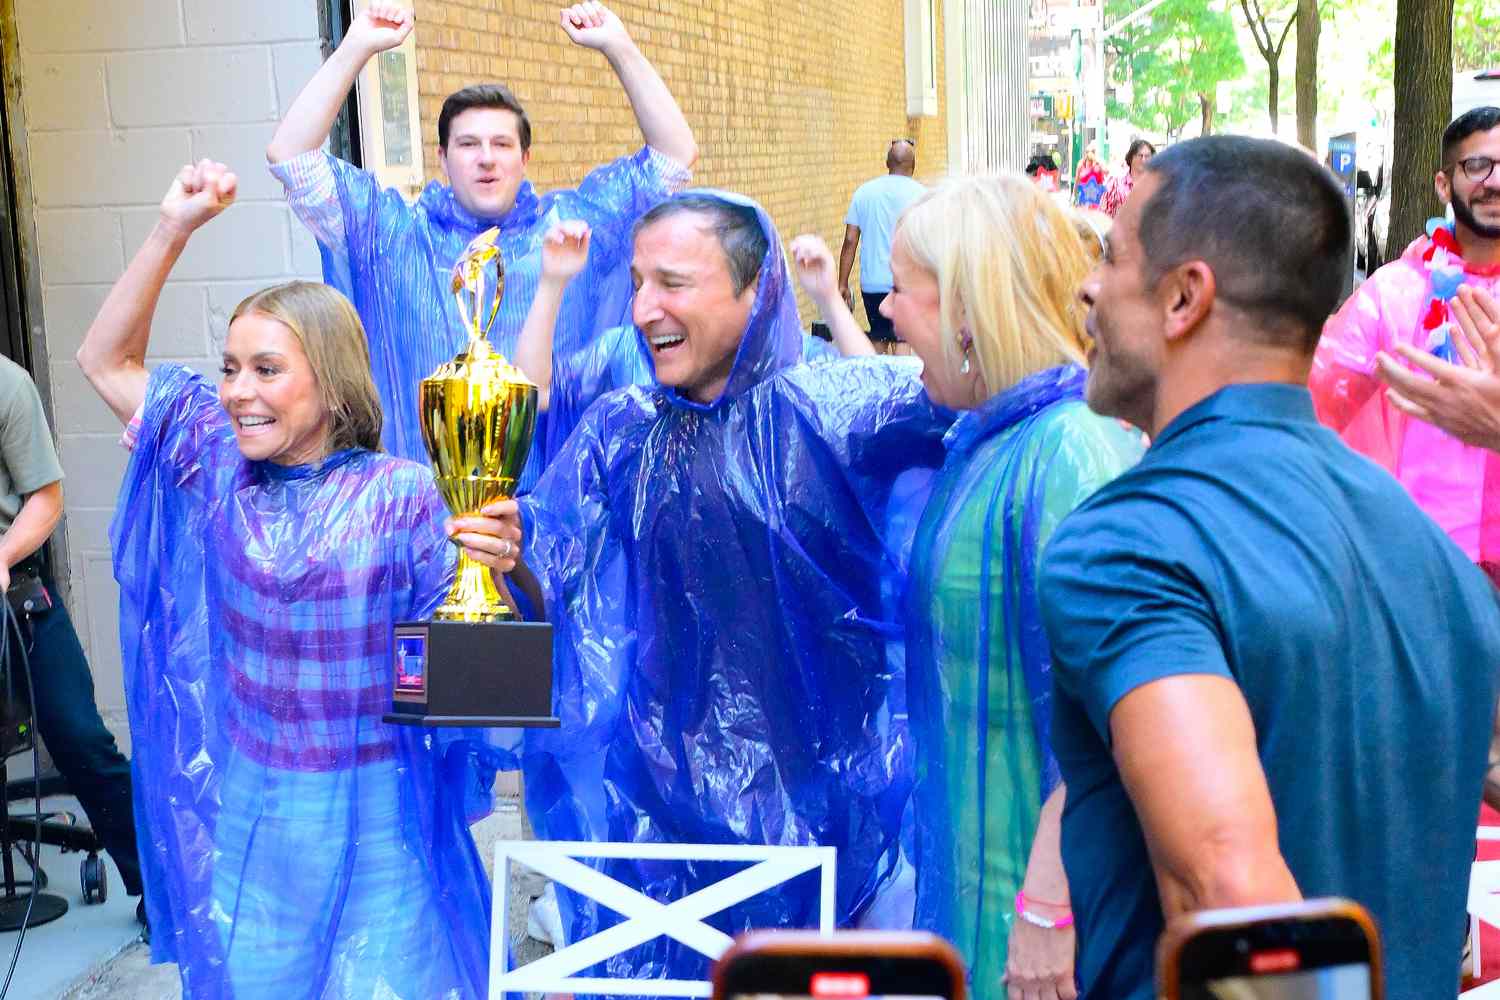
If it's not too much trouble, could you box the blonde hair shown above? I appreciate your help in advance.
[1071,208,1112,264]
[895,174,1092,393]
[230,281,383,452]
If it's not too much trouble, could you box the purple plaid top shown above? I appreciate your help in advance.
[132,367,456,771]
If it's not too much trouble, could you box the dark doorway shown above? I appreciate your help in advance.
[0,46,31,370]
[320,0,365,168]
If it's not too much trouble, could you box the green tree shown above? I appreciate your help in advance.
[1105,0,1246,140]
[1295,0,1320,148]
[1238,0,1298,133]
[1453,0,1500,73]
[1386,0,1452,258]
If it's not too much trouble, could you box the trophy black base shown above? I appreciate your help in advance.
[385,619,559,729]
[382,714,560,728]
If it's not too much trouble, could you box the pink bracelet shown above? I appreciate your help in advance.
[1016,890,1074,930]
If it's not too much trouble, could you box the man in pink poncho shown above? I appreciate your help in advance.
[1311,106,1500,582]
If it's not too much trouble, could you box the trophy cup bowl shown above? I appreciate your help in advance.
[385,227,558,728]
[420,341,537,621]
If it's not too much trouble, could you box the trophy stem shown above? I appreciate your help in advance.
[435,549,514,622]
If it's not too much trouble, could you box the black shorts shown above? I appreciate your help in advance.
[862,290,898,342]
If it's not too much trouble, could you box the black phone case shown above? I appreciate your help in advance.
[6,574,51,615]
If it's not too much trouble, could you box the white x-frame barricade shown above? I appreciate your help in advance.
[1466,827,1500,996]
[490,841,838,998]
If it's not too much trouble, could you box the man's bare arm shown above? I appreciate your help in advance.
[1112,674,1301,919]
[838,224,860,308]
[0,481,62,593]
[561,4,697,168]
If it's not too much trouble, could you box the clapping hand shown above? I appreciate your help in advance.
[1447,283,1500,374]
[159,160,237,238]
[1377,285,1500,452]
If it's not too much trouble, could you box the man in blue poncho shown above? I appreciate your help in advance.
[453,190,950,979]
[538,306,848,467]
[268,2,697,477]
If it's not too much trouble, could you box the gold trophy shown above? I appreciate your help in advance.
[386,227,558,728]
[424,227,536,620]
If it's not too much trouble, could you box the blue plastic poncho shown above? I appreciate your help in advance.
[111,364,507,999]
[515,191,951,980]
[540,322,839,473]
[903,366,1142,999]
[308,149,684,484]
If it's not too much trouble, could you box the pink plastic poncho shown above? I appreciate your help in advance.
[1310,234,1500,566]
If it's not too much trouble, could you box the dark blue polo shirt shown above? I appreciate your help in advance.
[1040,383,1500,999]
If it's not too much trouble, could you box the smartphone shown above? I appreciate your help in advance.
[1157,898,1383,1000]
[712,932,966,1000]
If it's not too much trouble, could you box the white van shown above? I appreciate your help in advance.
[1454,69,1500,118]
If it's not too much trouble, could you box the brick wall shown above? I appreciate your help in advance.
[411,0,948,323]
[10,0,327,744]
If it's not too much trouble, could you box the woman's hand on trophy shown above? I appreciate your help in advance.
[159,160,238,240]
[345,4,414,57]
[541,221,592,287]
[447,499,524,575]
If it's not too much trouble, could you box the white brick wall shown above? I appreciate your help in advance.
[13,0,325,743]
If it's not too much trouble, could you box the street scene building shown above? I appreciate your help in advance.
[0,0,1495,997]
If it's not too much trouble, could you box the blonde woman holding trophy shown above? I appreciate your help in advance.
[77,159,583,999]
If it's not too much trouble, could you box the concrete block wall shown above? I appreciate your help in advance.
[411,0,949,325]
[12,0,328,745]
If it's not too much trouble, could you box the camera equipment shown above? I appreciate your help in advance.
[0,594,47,998]
[0,579,117,999]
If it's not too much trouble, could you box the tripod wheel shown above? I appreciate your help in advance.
[81,853,107,904]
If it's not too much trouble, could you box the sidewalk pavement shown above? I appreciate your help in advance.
[50,789,545,1000]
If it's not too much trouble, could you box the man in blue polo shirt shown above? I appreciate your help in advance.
[1040,135,1500,999]
[838,140,924,353]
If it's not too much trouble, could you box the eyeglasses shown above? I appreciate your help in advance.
[891,138,915,147]
[1449,155,1497,183]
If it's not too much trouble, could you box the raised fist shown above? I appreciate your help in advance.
[159,160,237,237]
[559,2,630,54]
[541,221,592,284]
[789,234,840,305]
[345,4,414,57]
